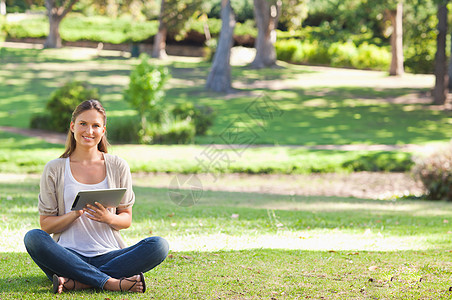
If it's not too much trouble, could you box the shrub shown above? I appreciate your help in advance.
[412,143,452,201]
[328,41,357,68]
[124,53,170,143]
[342,152,414,172]
[107,116,141,144]
[36,81,99,133]
[171,102,215,136]
[0,15,6,43]
[29,113,54,131]
[147,116,195,144]
[351,43,390,71]
[275,39,299,62]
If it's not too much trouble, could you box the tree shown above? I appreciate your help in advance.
[0,0,6,16]
[251,0,282,68]
[152,0,204,59]
[44,0,78,48]
[153,0,168,58]
[206,0,235,93]
[433,1,448,105]
[386,1,404,76]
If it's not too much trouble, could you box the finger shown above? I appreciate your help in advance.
[94,202,106,210]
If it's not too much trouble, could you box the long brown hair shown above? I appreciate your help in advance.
[60,100,110,158]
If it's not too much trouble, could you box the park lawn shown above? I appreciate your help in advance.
[1,46,452,146]
[2,176,452,298]
[0,130,416,174]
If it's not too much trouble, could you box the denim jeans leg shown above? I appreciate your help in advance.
[90,236,169,279]
[23,229,110,289]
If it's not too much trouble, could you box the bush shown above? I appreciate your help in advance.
[45,81,99,133]
[107,116,141,144]
[275,39,299,62]
[275,39,390,71]
[30,81,99,132]
[29,113,54,131]
[171,102,215,136]
[328,41,357,68]
[351,43,390,71]
[147,116,195,144]
[412,143,452,201]
[342,152,414,172]
[124,53,170,143]
[0,15,6,43]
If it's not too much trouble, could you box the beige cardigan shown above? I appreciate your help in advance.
[38,153,135,248]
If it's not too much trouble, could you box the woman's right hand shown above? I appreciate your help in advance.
[39,210,84,234]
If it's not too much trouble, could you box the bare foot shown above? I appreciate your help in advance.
[52,275,91,294]
[104,274,145,293]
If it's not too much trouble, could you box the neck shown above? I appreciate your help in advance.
[71,147,103,162]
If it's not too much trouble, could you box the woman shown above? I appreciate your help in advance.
[24,100,169,294]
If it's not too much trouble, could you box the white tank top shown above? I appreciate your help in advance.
[57,157,121,257]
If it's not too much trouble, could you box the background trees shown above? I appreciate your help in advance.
[44,0,78,48]
[205,0,235,93]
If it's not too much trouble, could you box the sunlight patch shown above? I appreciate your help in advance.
[160,230,435,252]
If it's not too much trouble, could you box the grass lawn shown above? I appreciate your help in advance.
[0,46,451,146]
[0,130,416,174]
[2,175,452,299]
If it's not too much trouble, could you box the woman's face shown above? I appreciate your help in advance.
[70,109,106,149]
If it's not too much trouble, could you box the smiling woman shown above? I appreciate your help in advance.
[22,100,169,294]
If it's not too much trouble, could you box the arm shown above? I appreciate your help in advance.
[84,203,132,231]
[40,210,83,234]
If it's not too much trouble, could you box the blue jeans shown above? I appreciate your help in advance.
[24,229,169,289]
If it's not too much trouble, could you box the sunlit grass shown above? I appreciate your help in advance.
[1,46,451,145]
[2,175,452,298]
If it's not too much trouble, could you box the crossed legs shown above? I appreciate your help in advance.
[24,229,169,293]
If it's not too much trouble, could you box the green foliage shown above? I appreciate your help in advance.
[276,39,390,71]
[351,43,390,70]
[147,115,196,144]
[342,152,414,172]
[171,102,216,136]
[5,14,159,44]
[208,0,254,23]
[107,116,141,144]
[43,81,99,133]
[0,15,6,43]
[412,143,452,201]
[29,113,53,131]
[124,53,170,143]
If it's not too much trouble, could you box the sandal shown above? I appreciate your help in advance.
[119,272,146,293]
[52,274,75,294]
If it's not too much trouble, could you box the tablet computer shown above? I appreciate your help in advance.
[71,188,127,211]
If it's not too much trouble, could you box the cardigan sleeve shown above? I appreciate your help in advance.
[107,154,135,210]
[38,159,62,216]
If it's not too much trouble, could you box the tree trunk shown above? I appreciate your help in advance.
[45,15,63,48]
[152,0,168,59]
[206,0,236,93]
[0,0,6,16]
[389,2,404,76]
[433,3,448,105]
[44,0,78,49]
[251,0,282,68]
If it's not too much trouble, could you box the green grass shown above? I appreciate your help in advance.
[0,131,415,174]
[1,46,451,146]
[2,176,452,298]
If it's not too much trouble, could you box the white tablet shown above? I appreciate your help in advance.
[71,188,127,211]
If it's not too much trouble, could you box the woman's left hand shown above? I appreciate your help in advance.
[84,202,114,225]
